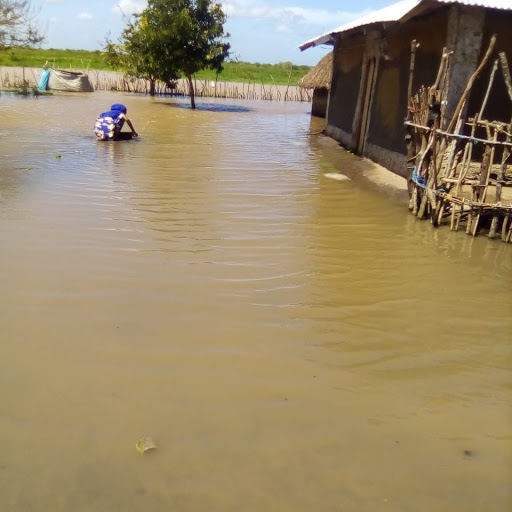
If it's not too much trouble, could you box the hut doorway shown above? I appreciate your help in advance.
[355,58,376,154]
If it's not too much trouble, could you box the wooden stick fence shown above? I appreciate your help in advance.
[0,67,312,102]
[406,36,512,242]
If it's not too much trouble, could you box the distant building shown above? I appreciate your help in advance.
[298,52,333,118]
[300,0,512,177]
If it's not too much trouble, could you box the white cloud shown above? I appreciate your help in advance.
[222,1,355,27]
[221,1,361,38]
[109,1,357,28]
[107,1,362,41]
[275,24,292,34]
[77,12,93,21]
[111,0,146,16]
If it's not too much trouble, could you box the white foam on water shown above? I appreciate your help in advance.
[324,172,350,181]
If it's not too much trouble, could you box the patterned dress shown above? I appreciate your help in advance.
[94,113,126,141]
[94,104,128,141]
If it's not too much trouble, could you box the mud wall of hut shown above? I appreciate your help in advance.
[364,9,449,176]
[325,35,364,146]
[311,88,329,118]
[369,12,449,150]
[324,10,451,177]
[465,9,512,127]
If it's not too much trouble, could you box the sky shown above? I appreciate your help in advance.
[37,0,397,66]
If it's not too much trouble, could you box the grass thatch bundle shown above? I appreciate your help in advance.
[298,52,333,90]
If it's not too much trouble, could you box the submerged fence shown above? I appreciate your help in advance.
[0,67,312,102]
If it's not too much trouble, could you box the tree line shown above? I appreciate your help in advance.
[1,0,231,109]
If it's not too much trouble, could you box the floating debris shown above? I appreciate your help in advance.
[324,173,350,181]
[136,436,157,454]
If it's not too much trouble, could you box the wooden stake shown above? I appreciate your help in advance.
[447,34,497,134]
[478,59,499,123]
[407,40,420,120]
[490,120,512,237]
[499,52,512,102]
[471,128,498,236]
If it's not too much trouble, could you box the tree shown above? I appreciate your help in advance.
[112,0,230,108]
[104,15,179,97]
[0,0,45,50]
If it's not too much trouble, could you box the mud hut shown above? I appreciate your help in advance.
[299,52,333,118]
[299,0,512,177]
[300,0,512,242]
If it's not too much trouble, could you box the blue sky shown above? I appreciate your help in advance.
[39,0,395,65]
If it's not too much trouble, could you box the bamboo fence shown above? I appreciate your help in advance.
[405,36,512,242]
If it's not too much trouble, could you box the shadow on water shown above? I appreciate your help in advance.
[160,100,252,113]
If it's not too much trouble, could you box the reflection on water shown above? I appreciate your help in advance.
[0,91,511,511]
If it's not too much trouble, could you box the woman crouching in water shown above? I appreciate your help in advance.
[94,103,138,141]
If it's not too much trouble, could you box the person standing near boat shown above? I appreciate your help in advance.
[94,103,138,141]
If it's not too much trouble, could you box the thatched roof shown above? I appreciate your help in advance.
[298,52,333,90]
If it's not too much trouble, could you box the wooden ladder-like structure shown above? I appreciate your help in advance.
[405,36,512,242]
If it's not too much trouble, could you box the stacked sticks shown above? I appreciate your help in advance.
[405,36,512,242]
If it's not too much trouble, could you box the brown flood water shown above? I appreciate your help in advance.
[1,91,511,511]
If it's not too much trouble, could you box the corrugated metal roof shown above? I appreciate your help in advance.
[299,0,512,51]
[299,0,420,51]
[400,0,512,22]
[437,0,512,7]
[326,0,419,36]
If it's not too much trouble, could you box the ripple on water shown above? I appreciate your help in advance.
[0,93,511,512]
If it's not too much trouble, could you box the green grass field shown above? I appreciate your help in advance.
[0,48,311,86]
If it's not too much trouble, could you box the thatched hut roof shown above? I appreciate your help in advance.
[298,51,333,90]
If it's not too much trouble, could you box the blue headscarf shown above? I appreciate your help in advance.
[100,103,127,119]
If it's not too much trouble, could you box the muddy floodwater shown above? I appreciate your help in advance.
[1,91,511,511]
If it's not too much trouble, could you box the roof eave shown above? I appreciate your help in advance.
[398,0,440,22]
[300,21,396,51]
[299,34,336,52]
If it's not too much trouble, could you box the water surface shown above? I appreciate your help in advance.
[1,91,511,511]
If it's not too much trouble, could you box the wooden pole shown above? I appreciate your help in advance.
[477,59,498,123]
[499,52,512,102]
[471,126,498,236]
[503,214,512,242]
[447,34,497,134]
[407,40,420,118]
[490,120,512,238]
